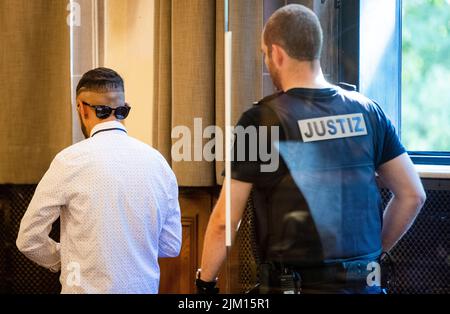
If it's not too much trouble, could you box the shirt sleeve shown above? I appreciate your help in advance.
[230,108,263,183]
[158,169,182,258]
[230,105,285,186]
[372,103,407,169]
[16,154,67,272]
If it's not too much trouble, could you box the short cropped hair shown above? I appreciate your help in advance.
[263,4,323,61]
[76,67,124,96]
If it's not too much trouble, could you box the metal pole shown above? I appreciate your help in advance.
[224,0,232,294]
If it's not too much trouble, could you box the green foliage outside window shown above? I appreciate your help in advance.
[402,0,450,152]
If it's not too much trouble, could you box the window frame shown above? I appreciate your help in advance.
[339,0,450,166]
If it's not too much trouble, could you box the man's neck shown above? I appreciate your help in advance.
[88,119,124,137]
[281,60,333,91]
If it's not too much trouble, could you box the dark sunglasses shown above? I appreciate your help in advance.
[82,101,131,120]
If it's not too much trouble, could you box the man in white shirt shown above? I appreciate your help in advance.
[16,67,182,294]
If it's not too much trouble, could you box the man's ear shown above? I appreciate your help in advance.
[77,100,88,119]
[271,44,285,68]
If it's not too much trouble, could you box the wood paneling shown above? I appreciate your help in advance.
[159,216,198,294]
[159,188,217,294]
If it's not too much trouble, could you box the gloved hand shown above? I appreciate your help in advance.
[195,278,219,294]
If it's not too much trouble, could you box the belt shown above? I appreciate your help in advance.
[292,261,371,284]
[261,257,381,287]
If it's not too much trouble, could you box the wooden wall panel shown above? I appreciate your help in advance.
[159,216,198,294]
[159,188,216,294]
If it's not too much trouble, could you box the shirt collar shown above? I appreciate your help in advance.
[285,86,339,98]
[90,121,128,138]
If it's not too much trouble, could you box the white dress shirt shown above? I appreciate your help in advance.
[16,121,182,294]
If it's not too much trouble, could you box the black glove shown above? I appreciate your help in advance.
[195,278,219,294]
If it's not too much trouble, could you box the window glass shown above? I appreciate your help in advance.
[402,0,450,152]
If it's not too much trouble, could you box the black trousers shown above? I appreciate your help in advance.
[253,258,385,294]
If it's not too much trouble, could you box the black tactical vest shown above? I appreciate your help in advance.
[251,86,384,266]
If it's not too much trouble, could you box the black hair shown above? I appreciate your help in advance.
[76,67,124,96]
[264,4,323,61]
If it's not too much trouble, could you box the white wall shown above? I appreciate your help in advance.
[71,0,101,144]
[104,0,155,146]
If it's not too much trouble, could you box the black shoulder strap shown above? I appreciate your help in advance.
[253,91,284,107]
[337,82,357,91]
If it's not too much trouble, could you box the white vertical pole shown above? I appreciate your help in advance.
[225,31,232,247]
[69,0,77,144]
[224,0,232,294]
